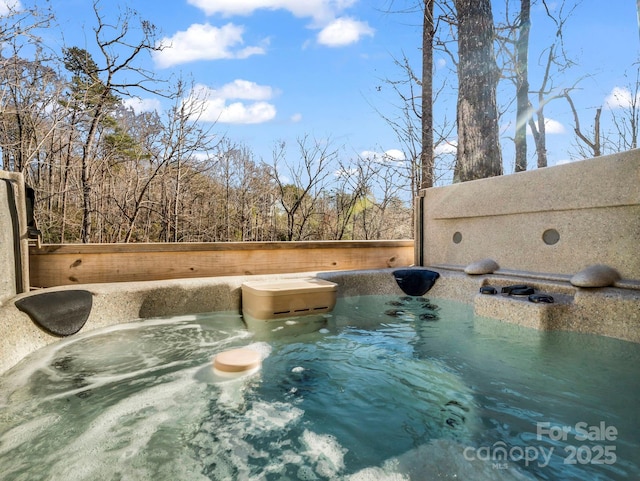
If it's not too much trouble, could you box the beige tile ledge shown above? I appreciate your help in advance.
[427,267,640,343]
[474,292,574,331]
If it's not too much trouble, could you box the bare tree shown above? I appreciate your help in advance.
[377,1,459,191]
[269,135,336,241]
[453,0,502,181]
[355,157,412,240]
[156,80,220,242]
[563,90,601,157]
[527,0,580,168]
[209,140,274,241]
[326,156,372,240]
[103,106,163,242]
[62,0,165,242]
[0,2,432,244]
[514,0,531,172]
[605,63,640,152]
[0,2,56,173]
[493,0,533,172]
[421,0,436,188]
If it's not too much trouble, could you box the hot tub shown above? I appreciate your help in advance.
[0,268,639,480]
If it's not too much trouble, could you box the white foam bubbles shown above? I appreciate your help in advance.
[244,401,304,435]
[348,439,536,481]
[301,429,347,479]
[349,464,409,481]
[27,367,209,481]
[297,464,320,480]
[245,341,272,360]
[0,413,60,456]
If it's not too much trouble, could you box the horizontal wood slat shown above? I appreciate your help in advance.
[29,241,414,287]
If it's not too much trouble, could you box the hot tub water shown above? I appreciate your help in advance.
[0,295,638,480]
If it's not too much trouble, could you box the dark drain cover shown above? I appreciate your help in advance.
[479,286,497,295]
[15,290,93,336]
[529,294,555,304]
[501,284,532,295]
[393,269,440,296]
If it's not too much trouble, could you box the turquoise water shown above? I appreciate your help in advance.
[0,295,638,480]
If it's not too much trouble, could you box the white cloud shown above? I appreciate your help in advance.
[335,167,358,178]
[217,79,274,100]
[187,0,357,24]
[435,140,457,155]
[317,17,374,47]
[363,143,457,161]
[544,118,565,134]
[360,149,406,163]
[187,0,372,47]
[526,118,565,135]
[185,81,277,124]
[191,151,214,162]
[604,86,638,110]
[218,101,276,124]
[0,0,21,15]
[383,149,405,161]
[291,113,303,122]
[123,97,162,114]
[153,23,266,68]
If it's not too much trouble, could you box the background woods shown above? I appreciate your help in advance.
[1,1,638,243]
[0,3,413,243]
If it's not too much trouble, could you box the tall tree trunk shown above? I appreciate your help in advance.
[453,0,503,182]
[80,155,91,242]
[80,94,109,243]
[173,158,181,242]
[515,0,531,172]
[531,41,556,168]
[420,0,435,189]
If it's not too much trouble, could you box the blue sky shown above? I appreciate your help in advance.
[4,0,640,176]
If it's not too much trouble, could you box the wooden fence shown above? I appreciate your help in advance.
[29,240,415,287]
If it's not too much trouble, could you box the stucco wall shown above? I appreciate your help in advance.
[0,172,29,304]
[418,150,640,280]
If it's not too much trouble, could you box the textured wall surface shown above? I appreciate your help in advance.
[0,180,17,303]
[0,172,29,304]
[419,150,640,280]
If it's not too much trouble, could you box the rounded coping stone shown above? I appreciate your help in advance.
[213,348,262,373]
[14,289,93,336]
[570,264,621,288]
[464,258,500,275]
